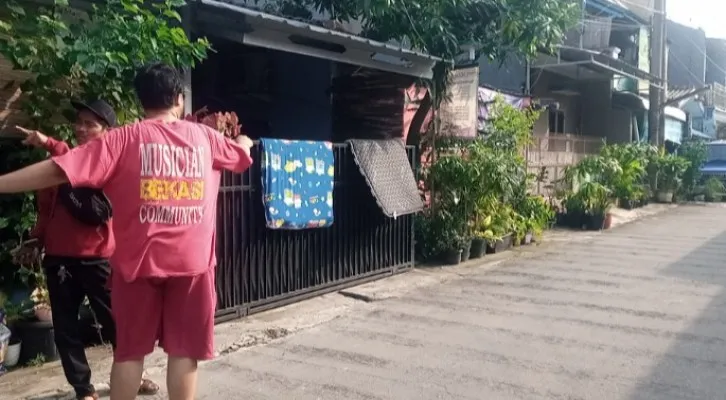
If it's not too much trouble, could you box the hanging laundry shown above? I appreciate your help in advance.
[260,138,335,230]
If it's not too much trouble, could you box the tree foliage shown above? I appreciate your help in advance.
[258,0,579,66]
[0,0,209,287]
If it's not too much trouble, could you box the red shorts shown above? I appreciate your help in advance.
[111,268,216,362]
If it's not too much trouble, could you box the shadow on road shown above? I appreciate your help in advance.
[630,216,726,400]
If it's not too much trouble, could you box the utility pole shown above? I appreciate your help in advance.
[649,0,666,146]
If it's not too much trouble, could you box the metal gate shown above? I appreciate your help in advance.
[214,143,416,322]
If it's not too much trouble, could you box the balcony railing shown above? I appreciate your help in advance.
[526,134,605,195]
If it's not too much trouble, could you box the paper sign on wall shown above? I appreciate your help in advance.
[439,66,479,138]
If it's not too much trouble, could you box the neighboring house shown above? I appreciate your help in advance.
[705,39,726,139]
[666,20,706,88]
[706,38,726,85]
[475,0,679,194]
[665,23,726,141]
[525,0,664,193]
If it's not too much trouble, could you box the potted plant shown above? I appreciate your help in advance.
[12,252,58,366]
[512,214,528,247]
[651,153,690,203]
[17,265,51,323]
[486,205,515,253]
[514,195,554,243]
[563,194,586,229]
[441,231,467,265]
[703,177,725,202]
[470,214,490,259]
[574,182,614,231]
[589,183,615,230]
[1,300,29,369]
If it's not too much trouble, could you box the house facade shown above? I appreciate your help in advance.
[479,0,666,194]
[664,21,726,141]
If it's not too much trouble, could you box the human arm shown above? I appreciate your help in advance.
[14,126,71,156]
[51,127,125,189]
[0,160,68,194]
[208,128,254,173]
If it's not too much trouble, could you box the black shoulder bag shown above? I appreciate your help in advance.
[56,184,113,226]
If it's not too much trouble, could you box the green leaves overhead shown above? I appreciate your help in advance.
[0,0,210,130]
[0,0,210,284]
[260,0,578,62]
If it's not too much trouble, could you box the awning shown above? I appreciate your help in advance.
[612,92,687,121]
[196,0,442,78]
[691,130,712,140]
[533,46,663,89]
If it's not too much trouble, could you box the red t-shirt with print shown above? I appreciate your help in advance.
[52,119,252,282]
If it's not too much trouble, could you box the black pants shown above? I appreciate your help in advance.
[44,255,116,398]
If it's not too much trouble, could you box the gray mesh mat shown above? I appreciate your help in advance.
[347,139,424,218]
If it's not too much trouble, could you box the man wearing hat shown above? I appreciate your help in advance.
[14,99,158,400]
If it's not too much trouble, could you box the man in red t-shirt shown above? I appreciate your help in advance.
[0,63,253,400]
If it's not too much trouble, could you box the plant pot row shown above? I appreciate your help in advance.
[619,198,650,210]
[555,212,613,231]
[443,233,536,266]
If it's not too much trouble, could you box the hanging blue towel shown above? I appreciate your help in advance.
[260,138,335,229]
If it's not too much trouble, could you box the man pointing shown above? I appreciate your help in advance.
[0,63,253,400]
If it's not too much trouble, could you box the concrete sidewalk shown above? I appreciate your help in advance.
[2,204,681,399]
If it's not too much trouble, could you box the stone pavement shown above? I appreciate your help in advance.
[10,203,726,399]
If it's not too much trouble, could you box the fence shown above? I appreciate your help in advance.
[526,134,605,196]
[214,142,416,322]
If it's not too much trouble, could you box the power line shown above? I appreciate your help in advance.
[668,50,707,88]
[612,0,665,15]
[673,28,726,80]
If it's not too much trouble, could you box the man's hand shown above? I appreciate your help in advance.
[15,126,49,148]
[234,135,254,150]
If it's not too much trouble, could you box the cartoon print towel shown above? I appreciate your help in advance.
[260,138,335,229]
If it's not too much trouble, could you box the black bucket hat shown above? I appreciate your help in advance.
[71,99,118,127]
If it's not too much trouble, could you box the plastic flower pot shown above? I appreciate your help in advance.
[656,191,674,203]
[566,211,586,229]
[443,249,462,266]
[5,341,21,368]
[603,213,613,230]
[470,238,487,259]
[585,213,606,231]
[15,319,59,366]
[486,234,513,254]
[460,240,472,262]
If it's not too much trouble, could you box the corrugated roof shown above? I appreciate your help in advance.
[199,0,443,63]
[667,86,707,103]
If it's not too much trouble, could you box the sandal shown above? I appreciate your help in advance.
[138,378,160,395]
[78,393,99,400]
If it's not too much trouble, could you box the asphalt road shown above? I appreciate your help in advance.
[168,205,726,400]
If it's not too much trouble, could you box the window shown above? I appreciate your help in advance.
[548,110,565,134]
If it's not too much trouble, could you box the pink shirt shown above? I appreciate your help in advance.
[52,119,252,282]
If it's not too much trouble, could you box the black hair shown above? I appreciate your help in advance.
[133,63,183,111]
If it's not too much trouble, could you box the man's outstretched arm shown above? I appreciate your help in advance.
[0,160,68,193]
